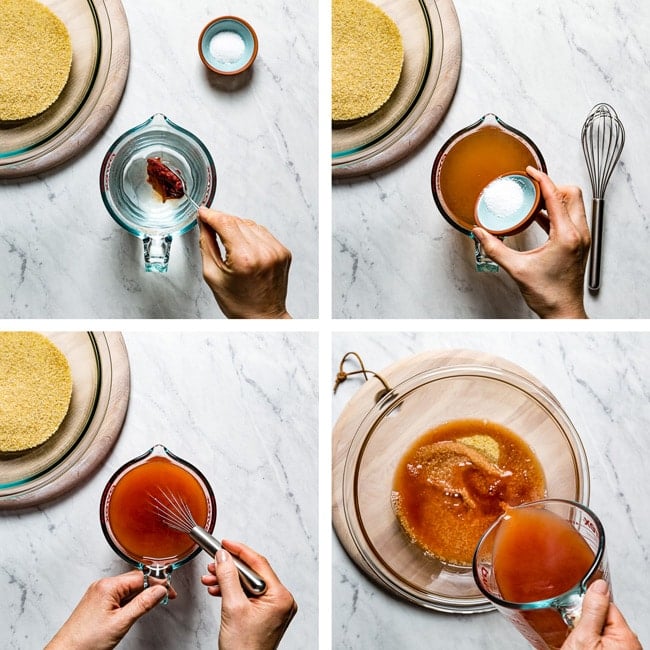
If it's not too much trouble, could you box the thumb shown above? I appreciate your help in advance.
[472,227,519,273]
[118,584,168,626]
[215,549,249,609]
[575,580,610,637]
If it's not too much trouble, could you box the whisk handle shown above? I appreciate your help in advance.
[190,527,268,596]
[588,198,604,291]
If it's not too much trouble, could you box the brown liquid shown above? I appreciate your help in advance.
[437,126,539,231]
[494,508,597,650]
[107,457,209,562]
[392,419,545,565]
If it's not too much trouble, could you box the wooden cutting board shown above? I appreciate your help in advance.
[0,0,129,178]
[332,349,546,600]
[0,332,130,510]
[332,0,462,178]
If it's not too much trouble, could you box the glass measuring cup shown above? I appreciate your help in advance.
[431,113,546,272]
[99,444,216,595]
[473,499,609,650]
[100,113,217,272]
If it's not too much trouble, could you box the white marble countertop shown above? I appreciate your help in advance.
[0,332,318,649]
[332,332,650,648]
[0,1,318,318]
[333,0,650,318]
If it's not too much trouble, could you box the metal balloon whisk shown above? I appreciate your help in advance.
[581,103,625,291]
[149,488,267,596]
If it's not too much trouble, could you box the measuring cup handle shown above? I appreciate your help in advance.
[141,564,173,605]
[472,233,500,273]
[557,591,585,630]
[143,234,173,273]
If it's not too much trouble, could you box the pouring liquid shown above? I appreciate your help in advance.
[493,507,597,649]
[107,456,209,562]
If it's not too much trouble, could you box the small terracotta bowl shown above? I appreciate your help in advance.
[198,16,258,76]
[474,171,542,236]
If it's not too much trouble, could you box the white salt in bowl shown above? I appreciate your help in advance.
[199,16,258,76]
[474,171,542,236]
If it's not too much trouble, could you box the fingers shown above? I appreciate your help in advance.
[575,580,611,638]
[526,166,572,237]
[213,548,250,609]
[201,563,221,597]
[117,584,168,627]
[472,227,522,276]
[526,166,563,216]
[198,207,286,271]
[202,541,282,594]
[526,167,589,239]
[115,570,149,590]
[198,207,254,252]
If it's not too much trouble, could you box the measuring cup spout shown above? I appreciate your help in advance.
[143,234,173,272]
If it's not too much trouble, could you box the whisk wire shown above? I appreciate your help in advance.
[581,103,625,291]
[581,103,625,198]
[149,487,197,533]
[148,487,268,596]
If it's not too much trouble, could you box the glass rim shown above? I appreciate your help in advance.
[430,113,547,236]
[472,498,606,611]
[99,113,217,236]
[341,363,590,612]
[99,444,217,571]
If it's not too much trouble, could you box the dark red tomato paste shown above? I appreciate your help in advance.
[146,157,184,201]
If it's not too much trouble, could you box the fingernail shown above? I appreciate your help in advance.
[216,549,229,564]
[590,579,609,596]
[472,227,485,241]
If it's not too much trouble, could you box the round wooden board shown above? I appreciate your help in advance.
[332,349,549,604]
[332,0,461,179]
[0,332,130,510]
[0,0,130,179]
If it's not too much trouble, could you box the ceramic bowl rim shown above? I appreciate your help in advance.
[474,170,542,236]
[198,15,259,76]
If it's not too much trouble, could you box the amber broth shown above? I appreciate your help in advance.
[494,507,597,649]
[107,457,209,561]
[437,126,539,232]
[392,419,545,565]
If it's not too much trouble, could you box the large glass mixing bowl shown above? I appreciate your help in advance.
[341,364,589,613]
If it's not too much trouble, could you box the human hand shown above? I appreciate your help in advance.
[472,166,590,319]
[201,539,298,650]
[561,580,642,650]
[46,571,174,650]
[198,208,292,319]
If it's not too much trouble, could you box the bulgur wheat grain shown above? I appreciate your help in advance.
[0,332,73,453]
[0,0,73,121]
[332,0,403,121]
